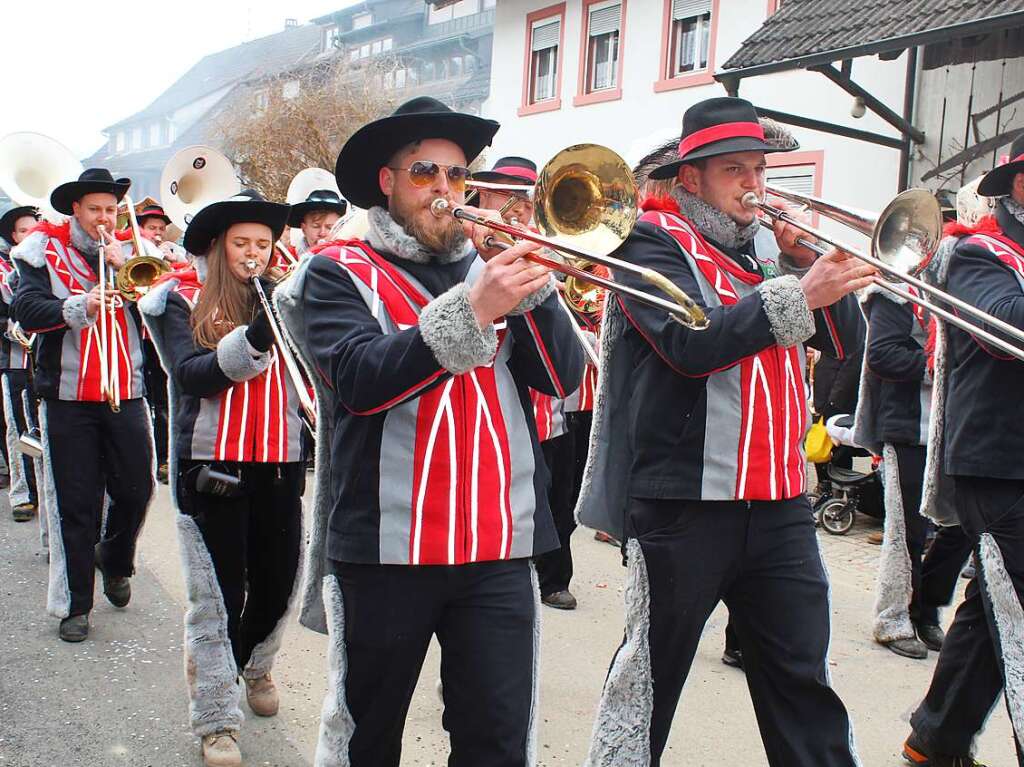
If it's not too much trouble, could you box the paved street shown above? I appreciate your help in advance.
[0,484,1018,767]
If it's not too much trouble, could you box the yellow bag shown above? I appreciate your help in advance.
[804,417,833,464]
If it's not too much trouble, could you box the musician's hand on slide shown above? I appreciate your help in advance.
[772,206,820,267]
[84,285,117,318]
[459,204,513,260]
[102,238,126,270]
[799,247,876,310]
[468,240,550,326]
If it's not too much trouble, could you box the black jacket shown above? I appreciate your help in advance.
[943,203,1024,479]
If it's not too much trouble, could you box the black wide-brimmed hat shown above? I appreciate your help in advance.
[978,135,1024,197]
[50,168,131,215]
[649,97,790,180]
[183,189,290,256]
[137,203,172,226]
[472,156,538,186]
[0,203,39,245]
[336,96,500,210]
[288,189,348,227]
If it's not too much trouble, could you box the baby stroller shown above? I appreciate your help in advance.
[812,414,884,535]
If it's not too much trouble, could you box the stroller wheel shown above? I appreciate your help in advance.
[819,498,855,535]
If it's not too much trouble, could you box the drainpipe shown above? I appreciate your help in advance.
[898,46,919,191]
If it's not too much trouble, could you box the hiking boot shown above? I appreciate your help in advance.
[916,623,945,652]
[541,590,578,610]
[59,614,89,643]
[867,531,884,545]
[244,673,279,717]
[882,636,928,659]
[593,530,620,547]
[722,645,744,670]
[102,574,131,608]
[201,730,241,767]
[903,732,986,766]
[12,502,36,522]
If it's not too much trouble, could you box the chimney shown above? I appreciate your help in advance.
[285,18,298,29]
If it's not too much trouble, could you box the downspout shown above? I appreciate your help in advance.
[899,46,919,191]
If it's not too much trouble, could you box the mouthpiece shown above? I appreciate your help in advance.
[245,259,258,272]
[741,192,761,210]
[430,198,451,218]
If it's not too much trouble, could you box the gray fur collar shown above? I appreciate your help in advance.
[366,206,472,265]
[1003,196,1024,228]
[670,187,759,249]
[69,218,100,257]
[0,239,10,259]
[138,278,179,317]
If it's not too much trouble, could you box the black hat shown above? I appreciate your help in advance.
[649,97,790,181]
[288,189,348,227]
[136,203,172,226]
[183,189,290,256]
[978,135,1024,197]
[0,203,40,245]
[472,156,538,186]
[50,168,131,215]
[336,96,500,210]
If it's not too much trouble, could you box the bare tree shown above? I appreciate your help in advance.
[216,56,399,201]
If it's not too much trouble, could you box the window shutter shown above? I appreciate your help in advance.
[531,18,560,51]
[766,166,817,198]
[672,0,712,20]
[589,3,621,36]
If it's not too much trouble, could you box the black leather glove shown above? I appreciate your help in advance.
[245,303,274,352]
[255,275,277,298]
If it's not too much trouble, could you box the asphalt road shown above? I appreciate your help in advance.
[0,485,1017,767]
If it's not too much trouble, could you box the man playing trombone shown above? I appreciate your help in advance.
[276,96,584,766]
[578,97,873,766]
[12,168,154,643]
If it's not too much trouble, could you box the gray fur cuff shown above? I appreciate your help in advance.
[419,283,498,374]
[216,325,271,382]
[62,293,97,331]
[757,275,815,348]
[506,275,556,315]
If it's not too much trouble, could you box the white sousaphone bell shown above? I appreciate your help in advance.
[0,132,84,220]
[160,145,241,231]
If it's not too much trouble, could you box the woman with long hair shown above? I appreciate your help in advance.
[140,190,306,767]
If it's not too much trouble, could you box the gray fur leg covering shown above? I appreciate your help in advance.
[873,445,916,643]
[39,402,70,618]
[979,534,1024,742]
[29,391,47,550]
[178,514,244,737]
[526,563,542,765]
[315,576,356,767]
[2,375,30,507]
[216,326,271,383]
[61,293,96,332]
[418,282,497,374]
[584,538,653,767]
[756,275,815,348]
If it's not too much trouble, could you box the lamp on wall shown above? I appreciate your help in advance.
[850,96,866,119]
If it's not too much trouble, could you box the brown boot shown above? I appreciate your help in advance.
[201,730,241,767]
[244,673,279,717]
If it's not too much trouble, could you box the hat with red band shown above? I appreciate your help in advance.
[137,203,172,226]
[648,97,794,180]
[977,135,1024,197]
[472,156,538,186]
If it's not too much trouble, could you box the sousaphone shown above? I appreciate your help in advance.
[0,132,84,219]
[160,145,240,230]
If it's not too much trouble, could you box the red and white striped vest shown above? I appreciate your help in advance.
[318,241,541,565]
[643,209,807,501]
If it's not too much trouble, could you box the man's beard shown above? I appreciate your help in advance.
[390,196,467,255]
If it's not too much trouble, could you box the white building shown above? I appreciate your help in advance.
[483,0,914,219]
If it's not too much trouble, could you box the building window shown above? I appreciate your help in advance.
[131,127,142,151]
[352,12,372,30]
[530,17,561,103]
[149,122,161,147]
[323,24,341,51]
[167,123,176,144]
[766,151,824,223]
[382,37,393,52]
[454,0,480,18]
[115,132,126,152]
[585,1,621,93]
[484,0,496,7]
[254,90,269,113]
[282,79,300,100]
[668,0,712,77]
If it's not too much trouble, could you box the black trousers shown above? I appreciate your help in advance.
[628,496,858,767]
[177,460,303,671]
[143,340,169,467]
[3,369,38,506]
[328,557,536,767]
[44,398,153,617]
[911,476,1024,762]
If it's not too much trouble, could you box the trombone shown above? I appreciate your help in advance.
[96,225,121,412]
[432,143,709,330]
[118,194,172,301]
[744,185,1024,363]
[245,260,317,435]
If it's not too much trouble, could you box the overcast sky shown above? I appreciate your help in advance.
[1,0,361,159]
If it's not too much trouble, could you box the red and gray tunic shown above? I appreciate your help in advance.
[577,203,863,538]
[298,239,584,566]
[12,221,146,402]
[139,273,305,464]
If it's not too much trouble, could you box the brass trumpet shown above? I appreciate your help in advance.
[116,194,171,302]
